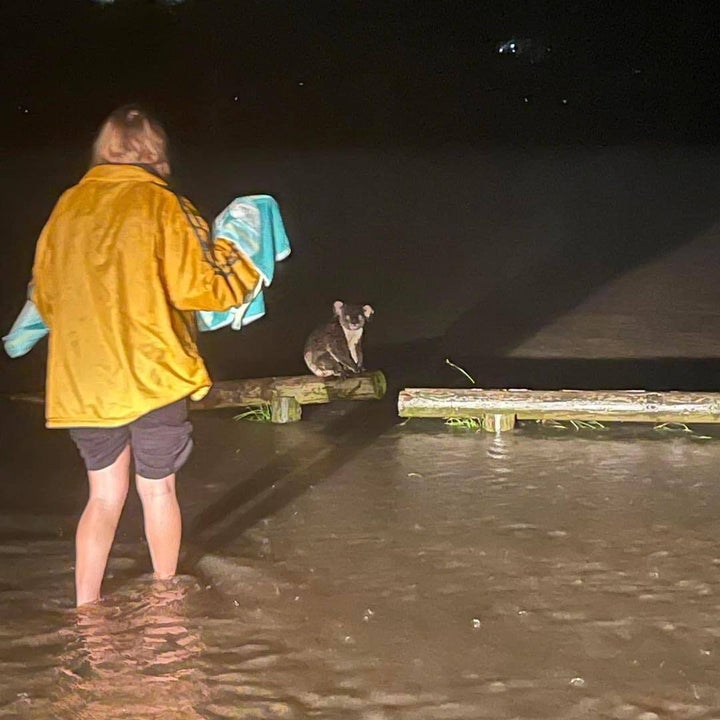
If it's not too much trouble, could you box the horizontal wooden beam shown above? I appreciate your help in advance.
[193,370,386,410]
[398,388,720,424]
[8,370,387,412]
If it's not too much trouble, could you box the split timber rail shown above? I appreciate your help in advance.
[397,388,720,432]
[192,370,386,422]
[8,370,387,424]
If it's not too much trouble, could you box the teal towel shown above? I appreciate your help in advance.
[2,299,48,359]
[197,194,291,332]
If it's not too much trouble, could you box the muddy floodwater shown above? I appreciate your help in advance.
[3,144,720,718]
[2,400,720,720]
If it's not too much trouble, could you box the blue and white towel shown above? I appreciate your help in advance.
[3,298,48,359]
[196,194,291,332]
[2,193,291,358]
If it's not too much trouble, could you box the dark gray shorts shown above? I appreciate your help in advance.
[68,399,193,479]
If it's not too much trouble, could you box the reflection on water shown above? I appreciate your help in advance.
[3,421,720,718]
[53,578,207,720]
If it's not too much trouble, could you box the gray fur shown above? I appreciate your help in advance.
[304,300,374,378]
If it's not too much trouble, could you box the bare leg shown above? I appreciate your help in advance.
[75,445,131,607]
[135,474,181,579]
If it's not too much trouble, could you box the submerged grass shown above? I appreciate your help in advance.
[653,422,713,440]
[538,418,714,440]
[444,416,482,431]
[538,419,607,431]
[233,404,273,423]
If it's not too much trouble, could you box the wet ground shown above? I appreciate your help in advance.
[4,143,720,718]
[3,393,720,718]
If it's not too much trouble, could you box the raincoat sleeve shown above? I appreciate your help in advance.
[160,197,262,312]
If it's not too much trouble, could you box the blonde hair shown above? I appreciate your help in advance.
[91,105,170,178]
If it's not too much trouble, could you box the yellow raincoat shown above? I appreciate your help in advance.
[32,164,261,428]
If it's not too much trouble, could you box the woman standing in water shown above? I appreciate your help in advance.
[31,105,261,606]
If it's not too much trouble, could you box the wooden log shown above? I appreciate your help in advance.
[481,413,516,432]
[270,394,302,423]
[6,371,387,412]
[6,393,44,405]
[398,388,720,425]
[193,370,386,410]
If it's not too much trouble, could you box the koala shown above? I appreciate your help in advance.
[303,300,374,378]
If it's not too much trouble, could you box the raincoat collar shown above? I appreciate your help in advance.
[80,163,169,185]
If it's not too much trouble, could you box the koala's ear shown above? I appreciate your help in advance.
[333,300,344,315]
[362,304,374,319]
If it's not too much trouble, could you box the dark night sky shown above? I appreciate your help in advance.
[2,0,720,149]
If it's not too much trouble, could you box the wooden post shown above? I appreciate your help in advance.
[481,413,516,432]
[398,388,720,428]
[269,394,302,423]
